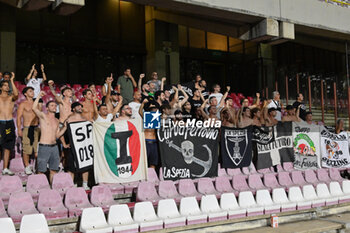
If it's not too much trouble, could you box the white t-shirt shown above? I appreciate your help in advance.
[26,78,43,98]
[209,93,223,106]
[95,113,114,123]
[129,101,141,119]
[268,100,282,121]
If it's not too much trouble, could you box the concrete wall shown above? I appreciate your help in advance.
[171,0,350,34]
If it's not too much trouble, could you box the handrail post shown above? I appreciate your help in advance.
[321,80,325,123]
[334,82,338,126]
[285,76,289,105]
[308,76,312,111]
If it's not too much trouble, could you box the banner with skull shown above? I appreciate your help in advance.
[255,122,294,170]
[293,122,321,170]
[321,128,350,168]
[157,125,219,180]
[93,119,148,183]
[221,126,253,168]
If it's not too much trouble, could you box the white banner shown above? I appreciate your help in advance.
[93,119,147,183]
[321,128,350,168]
[293,122,321,170]
[68,121,94,172]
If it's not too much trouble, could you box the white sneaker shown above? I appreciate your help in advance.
[83,183,90,191]
[25,166,32,175]
[2,168,14,176]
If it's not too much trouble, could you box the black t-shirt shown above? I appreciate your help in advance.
[292,101,307,121]
[190,98,203,109]
[201,87,209,99]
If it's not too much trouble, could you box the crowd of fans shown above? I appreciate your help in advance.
[0,64,340,189]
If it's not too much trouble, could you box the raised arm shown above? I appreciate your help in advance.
[128,73,137,88]
[296,105,301,122]
[138,74,144,92]
[32,91,45,119]
[105,76,113,113]
[112,95,123,116]
[199,99,209,120]
[178,85,189,108]
[10,72,18,101]
[161,77,166,91]
[48,80,63,104]
[219,86,230,108]
[25,64,35,82]
[251,93,260,108]
[169,86,178,108]
[139,98,148,118]
[41,64,47,82]
[93,96,99,120]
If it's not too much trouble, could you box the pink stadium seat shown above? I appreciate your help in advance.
[218,168,231,179]
[278,172,294,188]
[215,176,238,196]
[316,169,332,184]
[136,181,161,204]
[257,167,274,175]
[276,164,284,172]
[241,167,250,175]
[291,170,308,186]
[263,173,284,190]
[304,170,320,185]
[64,187,93,217]
[101,183,124,195]
[0,199,7,218]
[283,162,295,172]
[178,179,201,200]
[90,185,117,212]
[197,178,221,198]
[26,174,50,202]
[52,172,74,195]
[9,158,25,175]
[158,180,182,202]
[123,181,139,194]
[72,84,82,91]
[0,176,23,204]
[227,168,242,176]
[248,174,267,192]
[329,168,345,182]
[8,192,38,223]
[232,174,252,192]
[147,167,160,185]
[37,189,68,220]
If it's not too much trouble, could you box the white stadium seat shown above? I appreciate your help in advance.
[256,189,281,214]
[288,186,312,210]
[342,180,350,195]
[180,196,208,225]
[272,188,296,212]
[0,218,16,233]
[157,199,186,228]
[108,204,139,233]
[80,207,113,233]
[316,183,338,206]
[20,214,50,233]
[200,194,227,222]
[330,181,350,204]
[302,184,326,208]
[133,201,163,232]
[238,191,264,216]
[220,193,246,219]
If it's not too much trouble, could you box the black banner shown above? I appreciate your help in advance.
[157,124,219,180]
[221,126,253,168]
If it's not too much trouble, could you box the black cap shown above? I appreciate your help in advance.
[286,105,294,110]
[71,102,83,111]
[111,90,119,95]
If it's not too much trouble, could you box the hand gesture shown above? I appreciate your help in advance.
[142,98,148,104]
[48,80,54,86]
[177,84,182,90]
[162,77,166,82]
[39,91,46,97]
[31,64,35,71]
[119,95,123,102]
[172,86,178,91]
[10,72,15,81]
[40,64,44,72]
[226,86,231,92]
[256,93,260,98]
[140,73,145,79]
[63,144,70,149]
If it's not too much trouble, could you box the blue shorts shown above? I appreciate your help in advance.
[146,139,159,166]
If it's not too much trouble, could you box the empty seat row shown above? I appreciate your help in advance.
[0,213,50,233]
[81,181,350,233]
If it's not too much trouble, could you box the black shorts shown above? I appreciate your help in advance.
[146,139,159,166]
[65,148,77,173]
[0,120,16,150]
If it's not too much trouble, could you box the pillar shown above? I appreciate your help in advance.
[0,3,16,72]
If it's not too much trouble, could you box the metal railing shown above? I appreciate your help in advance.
[322,0,350,7]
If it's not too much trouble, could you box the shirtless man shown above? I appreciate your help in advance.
[65,102,90,190]
[81,89,94,122]
[17,87,42,175]
[282,105,301,122]
[48,80,74,124]
[139,98,159,168]
[238,107,253,128]
[32,92,67,183]
[0,73,18,175]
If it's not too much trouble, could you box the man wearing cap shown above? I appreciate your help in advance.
[65,102,90,190]
[265,106,278,126]
[32,92,67,183]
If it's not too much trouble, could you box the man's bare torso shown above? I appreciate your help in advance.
[82,100,94,122]
[39,114,59,144]
[59,99,72,122]
[0,95,14,120]
[20,100,39,126]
